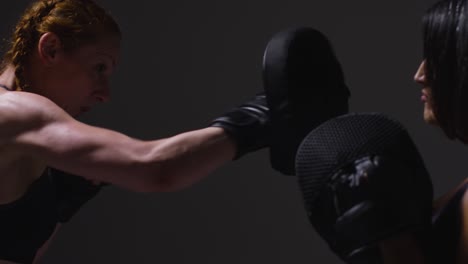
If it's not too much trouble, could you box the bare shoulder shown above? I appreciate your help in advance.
[0,90,159,191]
[457,180,468,263]
[461,180,468,209]
[0,91,70,142]
[0,90,69,120]
[434,178,468,211]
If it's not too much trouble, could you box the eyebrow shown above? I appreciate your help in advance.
[96,52,117,67]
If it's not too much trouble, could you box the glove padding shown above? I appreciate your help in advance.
[296,113,433,263]
[263,27,350,175]
[210,92,270,159]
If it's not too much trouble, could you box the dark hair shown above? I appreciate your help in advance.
[423,0,468,141]
[2,0,121,91]
[423,0,468,140]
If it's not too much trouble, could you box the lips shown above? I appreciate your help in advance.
[421,94,427,102]
[421,89,429,103]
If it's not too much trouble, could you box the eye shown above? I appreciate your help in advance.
[96,63,107,74]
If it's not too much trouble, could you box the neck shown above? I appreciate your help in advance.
[0,65,17,91]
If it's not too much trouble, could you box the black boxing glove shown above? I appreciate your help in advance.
[210,92,270,159]
[322,156,431,263]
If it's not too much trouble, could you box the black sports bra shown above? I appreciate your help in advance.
[0,169,58,263]
[0,168,105,264]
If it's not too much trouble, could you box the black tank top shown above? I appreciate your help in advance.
[430,182,468,263]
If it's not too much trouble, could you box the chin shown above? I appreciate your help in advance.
[423,117,437,125]
[423,109,438,125]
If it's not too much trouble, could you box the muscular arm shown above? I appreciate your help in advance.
[1,91,236,192]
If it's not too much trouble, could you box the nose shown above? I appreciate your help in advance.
[414,60,427,85]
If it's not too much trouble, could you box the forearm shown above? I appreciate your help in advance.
[149,127,236,191]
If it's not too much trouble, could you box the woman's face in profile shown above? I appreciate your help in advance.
[414,60,437,125]
[37,34,121,117]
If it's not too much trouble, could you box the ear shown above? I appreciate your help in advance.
[37,32,64,66]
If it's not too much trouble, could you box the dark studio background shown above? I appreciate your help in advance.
[1,0,465,263]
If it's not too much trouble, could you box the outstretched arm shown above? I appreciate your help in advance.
[1,91,239,192]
